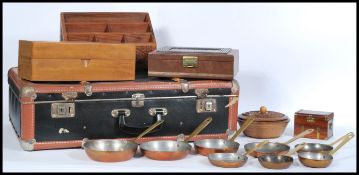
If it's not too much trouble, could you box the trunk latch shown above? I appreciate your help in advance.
[132,93,145,107]
[51,103,75,118]
[196,99,217,113]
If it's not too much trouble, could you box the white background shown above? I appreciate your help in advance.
[2,3,356,172]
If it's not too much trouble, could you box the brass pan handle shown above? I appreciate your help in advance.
[244,140,269,156]
[329,132,354,146]
[285,142,305,156]
[229,116,255,142]
[135,119,164,141]
[184,117,213,142]
[329,132,355,155]
[283,129,314,145]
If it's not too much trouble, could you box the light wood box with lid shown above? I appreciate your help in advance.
[18,40,136,81]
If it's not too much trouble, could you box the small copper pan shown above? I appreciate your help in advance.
[82,119,164,162]
[244,129,314,158]
[208,140,269,168]
[295,132,354,154]
[298,133,355,168]
[194,115,256,156]
[258,142,305,169]
[140,117,213,161]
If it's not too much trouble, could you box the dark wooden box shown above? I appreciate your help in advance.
[294,110,334,140]
[60,12,156,62]
[148,47,239,80]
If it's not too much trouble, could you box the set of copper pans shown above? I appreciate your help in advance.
[81,114,354,169]
[81,115,256,162]
[207,132,354,169]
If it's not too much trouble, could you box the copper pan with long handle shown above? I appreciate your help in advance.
[258,142,305,169]
[194,115,256,156]
[208,140,269,168]
[244,129,314,158]
[82,119,164,162]
[140,117,213,161]
[298,132,355,168]
[295,132,354,154]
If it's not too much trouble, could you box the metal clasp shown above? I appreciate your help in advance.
[62,92,78,101]
[183,56,198,68]
[196,99,217,113]
[83,82,92,96]
[149,108,168,116]
[148,108,168,123]
[51,103,75,118]
[111,109,131,118]
[132,93,145,107]
[180,80,189,93]
[195,89,209,98]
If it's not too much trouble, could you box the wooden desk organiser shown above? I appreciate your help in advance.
[60,12,156,61]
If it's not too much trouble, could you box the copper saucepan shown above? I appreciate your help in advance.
[295,132,354,154]
[194,115,256,156]
[258,142,305,169]
[82,119,164,162]
[298,133,355,168]
[208,140,269,168]
[140,117,213,161]
[244,129,314,158]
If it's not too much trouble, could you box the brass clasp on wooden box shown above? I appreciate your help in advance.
[182,56,198,68]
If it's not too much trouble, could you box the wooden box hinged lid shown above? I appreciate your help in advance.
[18,40,136,81]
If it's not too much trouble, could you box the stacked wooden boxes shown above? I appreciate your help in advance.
[9,12,239,151]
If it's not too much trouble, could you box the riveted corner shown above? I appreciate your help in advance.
[20,86,37,99]
[231,80,240,94]
[19,138,36,151]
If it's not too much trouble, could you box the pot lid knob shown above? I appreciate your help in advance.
[260,106,267,113]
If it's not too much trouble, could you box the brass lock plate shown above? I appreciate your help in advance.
[306,115,315,123]
[51,103,75,118]
[183,56,198,68]
[196,99,217,113]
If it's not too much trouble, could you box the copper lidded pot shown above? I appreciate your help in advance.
[238,106,289,138]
